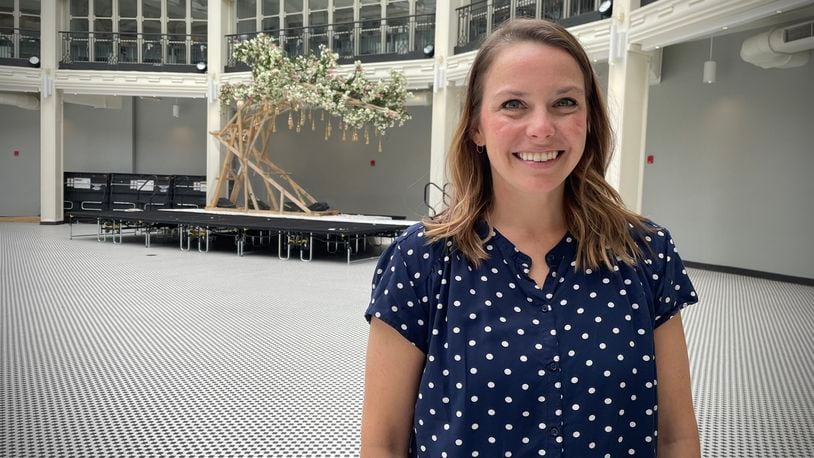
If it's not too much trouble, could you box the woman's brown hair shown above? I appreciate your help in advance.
[423,18,650,270]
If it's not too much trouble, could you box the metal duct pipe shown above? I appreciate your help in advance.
[0,92,40,110]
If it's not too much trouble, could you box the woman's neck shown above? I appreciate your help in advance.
[488,182,568,241]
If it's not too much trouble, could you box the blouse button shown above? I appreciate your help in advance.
[542,304,552,313]
[548,362,560,372]
[549,427,560,437]
[546,254,556,264]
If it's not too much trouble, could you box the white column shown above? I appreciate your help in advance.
[427,0,460,215]
[205,0,230,205]
[605,0,651,213]
[39,1,65,223]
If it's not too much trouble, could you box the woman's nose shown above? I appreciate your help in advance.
[526,110,556,139]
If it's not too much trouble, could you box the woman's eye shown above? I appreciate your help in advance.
[501,99,523,109]
[555,98,578,108]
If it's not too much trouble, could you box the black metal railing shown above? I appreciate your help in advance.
[455,0,607,53]
[60,31,207,71]
[640,0,661,6]
[0,28,40,65]
[225,13,435,71]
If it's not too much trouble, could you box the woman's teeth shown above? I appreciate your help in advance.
[515,151,562,162]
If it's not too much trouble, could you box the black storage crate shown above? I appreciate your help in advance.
[172,175,207,209]
[64,172,110,214]
[109,173,173,211]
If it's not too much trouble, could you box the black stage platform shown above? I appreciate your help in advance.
[66,209,412,262]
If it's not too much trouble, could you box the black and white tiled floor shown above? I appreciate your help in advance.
[1,223,813,457]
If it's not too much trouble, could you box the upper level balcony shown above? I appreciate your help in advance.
[0,28,40,67]
[225,13,435,72]
[455,0,615,54]
[59,31,208,73]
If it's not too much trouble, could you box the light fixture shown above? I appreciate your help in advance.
[196,61,207,72]
[423,44,434,58]
[703,36,716,84]
[28,55,40,67]
[598,0,613,18]
[172,99,180,117]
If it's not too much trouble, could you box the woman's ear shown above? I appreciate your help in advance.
[471,128,484,147]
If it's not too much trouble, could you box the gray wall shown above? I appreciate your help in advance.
[643,25,814,279]
[134,98,207,175]
[64,97,134,173]
[256,105,433,219]
[0,104,40,216]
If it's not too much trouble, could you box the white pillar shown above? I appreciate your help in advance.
[205,0,231,205]
[427,0,461,214]
[605,0,651,213]
[39,1,65,223]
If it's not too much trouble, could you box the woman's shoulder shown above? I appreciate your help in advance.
[629,218,679,253]
[384,222,449,267]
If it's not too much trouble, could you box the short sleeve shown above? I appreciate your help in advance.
[645,228,699,328]
[365,232,433,354]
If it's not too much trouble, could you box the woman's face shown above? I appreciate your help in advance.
[473,41,588,200]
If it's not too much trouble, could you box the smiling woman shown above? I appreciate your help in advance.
[361,19,702,458]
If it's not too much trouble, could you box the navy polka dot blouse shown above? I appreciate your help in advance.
[365,221,698,457]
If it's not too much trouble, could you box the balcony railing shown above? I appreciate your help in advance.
[455,0,608,53]
[0,28,40,66]
[225,13,435,72]
[60,31,207,72]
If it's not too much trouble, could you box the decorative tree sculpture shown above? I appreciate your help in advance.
[209,34,411,214]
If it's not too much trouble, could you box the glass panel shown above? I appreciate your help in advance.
[119,19,137,33]
[331,12,353,58]
[167,32,186,64]
[360,4,379,20]
[237,0,256,19]
[19,28,38,58]
[385,14,408,54]
[191,36,206,63]
[284,14,302,28]
[309,0,328,10]
[70,0,89,16]
[516,0,536,19]
[70,18,89,32]
[94,19,112,32]
[261,16,278,31]
[167,0,186,19]
[333,0,353,8]
[541,0,564,21]
[283,14,303,56]
[333,7,352,24]
[120,1,137,17]
[191,0,207,19]
[359,5,379,55]
[570,0,597,17]
[309,10,327,26]
[0,0,12,14]
[0,13,12,28]
[492,0,510,28]
[19,15,40,31]
[143,0,162,18]
[94,0,112,17]
[284,0,302,14]
[167,20,186,34]
[237,19,255,32]
[191,21,207,36]
[142,19,161,34]
[386,1,408,19]
[20,0,41,15]
[262,0,279,15]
